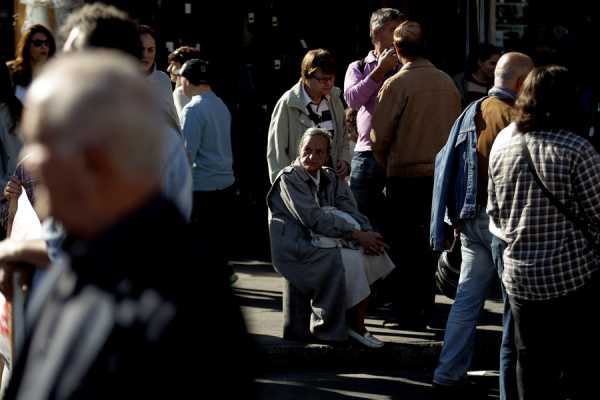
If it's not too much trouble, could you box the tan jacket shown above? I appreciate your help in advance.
[371,58,461,177]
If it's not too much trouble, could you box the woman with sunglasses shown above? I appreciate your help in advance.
[7,24,56,103]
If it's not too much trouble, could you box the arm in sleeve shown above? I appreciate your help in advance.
[181,106,205,163]
[343,62,381,110]
[371,81,403,168]
[279,174,358,237]
[572,144,600,226]
[486,164,502,232]
[332,175,373,231]
[267,98,291,183]
[332,94,352,165]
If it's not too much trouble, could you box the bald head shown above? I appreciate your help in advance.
[24,50,163,180]
[494,52,534,92]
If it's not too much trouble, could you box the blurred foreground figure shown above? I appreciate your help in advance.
[4,50,254,399]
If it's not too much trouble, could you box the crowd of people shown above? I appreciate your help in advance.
[0,3,598,400]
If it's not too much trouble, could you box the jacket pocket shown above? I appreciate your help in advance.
[455,131,468,147]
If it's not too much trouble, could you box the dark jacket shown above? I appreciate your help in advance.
[5,195,255,399]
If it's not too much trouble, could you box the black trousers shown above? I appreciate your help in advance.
[383,176,436,325]
[191,185,236,277]
[509,276,599,400]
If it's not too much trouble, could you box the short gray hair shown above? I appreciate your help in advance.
[370,8,404,38]
[25,50,164,182]
[298,127,332,156]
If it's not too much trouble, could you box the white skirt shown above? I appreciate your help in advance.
[340,249,396,309]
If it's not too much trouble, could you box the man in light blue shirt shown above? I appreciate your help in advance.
[179,59,236,280]
[180,59,234,192]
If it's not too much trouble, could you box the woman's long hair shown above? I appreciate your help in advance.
[514,65,579,133]
[0,60,22,132]
[7,24,56,87]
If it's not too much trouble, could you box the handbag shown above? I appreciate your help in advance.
[520,134,600,251]
[309,207,361,249]
[435,235,462,300]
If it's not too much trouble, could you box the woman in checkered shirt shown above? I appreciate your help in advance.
[488,65,600,400]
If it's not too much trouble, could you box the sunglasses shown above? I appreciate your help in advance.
[31,39,50,48]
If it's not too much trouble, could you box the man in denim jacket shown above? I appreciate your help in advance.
[430,52,532,398]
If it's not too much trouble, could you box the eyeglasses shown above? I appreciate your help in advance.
[312,74,335,84]
[31,39,50,48]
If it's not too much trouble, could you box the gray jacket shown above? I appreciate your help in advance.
[267,81,350,183]
[267,162,370,340]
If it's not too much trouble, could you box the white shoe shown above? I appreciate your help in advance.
[347,328,384,348]
[364,332,385,347]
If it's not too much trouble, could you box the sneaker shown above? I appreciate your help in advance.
[347,328,384,348]
[364,332,385,347]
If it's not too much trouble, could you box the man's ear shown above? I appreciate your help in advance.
[83,145,115,179]
[515,76,526,93]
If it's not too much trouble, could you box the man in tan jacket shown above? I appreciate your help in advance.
[371,21,460,329]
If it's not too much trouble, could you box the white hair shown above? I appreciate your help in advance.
[26,50,164,182]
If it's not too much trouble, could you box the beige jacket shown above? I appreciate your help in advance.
[267,81,350,183]
[371,58,460,177]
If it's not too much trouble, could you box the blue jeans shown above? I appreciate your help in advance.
[433,210,497,385]
[349,151,386,233]
[491,236,518,400]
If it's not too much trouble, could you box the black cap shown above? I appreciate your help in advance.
[179,58,211,85]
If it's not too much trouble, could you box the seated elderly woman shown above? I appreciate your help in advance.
[267,127,395,348]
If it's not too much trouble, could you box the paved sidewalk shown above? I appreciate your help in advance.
[231,261,503,371]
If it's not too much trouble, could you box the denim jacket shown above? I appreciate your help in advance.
[430,97,486,251]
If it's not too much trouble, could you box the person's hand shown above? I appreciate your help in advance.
[4,177,22,201]
[377,47,399,73]
[336,160,350,179]
[352,230,385,256]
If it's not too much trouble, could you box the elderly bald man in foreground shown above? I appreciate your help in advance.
[4,51,254,399]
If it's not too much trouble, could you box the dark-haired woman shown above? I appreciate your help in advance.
[167,45,202,119]
[138,24,180,133]
[7,24,56,103]
[488,65,600,399]
[0,62,23,194]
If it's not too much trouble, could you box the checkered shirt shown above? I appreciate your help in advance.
[488,128,600,300]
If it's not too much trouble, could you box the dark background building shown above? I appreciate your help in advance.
[2,0,599,259]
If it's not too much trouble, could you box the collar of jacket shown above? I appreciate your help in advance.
[399,57,434,72]
[292,159,333,187]
[488,86,517,103]
[287,80,341,113]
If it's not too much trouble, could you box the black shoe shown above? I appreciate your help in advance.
[432,381,487,400]
[383,316,427,331]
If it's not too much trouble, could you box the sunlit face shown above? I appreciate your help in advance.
[29,32,50,64]
[181,76,193,97]
[300,135,329,175]
[373,20,402,50]
[140,33,156,73]
[479,53,501,82]
[167,61,181,83]
[21,104,90,235]
[304,70,335,100]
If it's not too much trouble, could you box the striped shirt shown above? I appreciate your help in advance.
[301,85,335,137]
[488,123,600,300]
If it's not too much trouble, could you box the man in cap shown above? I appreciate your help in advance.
[179,59,236,279]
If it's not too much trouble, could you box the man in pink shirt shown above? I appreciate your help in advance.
[343,8,405,231]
